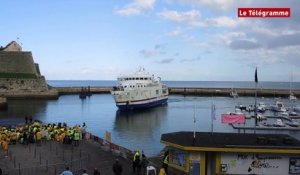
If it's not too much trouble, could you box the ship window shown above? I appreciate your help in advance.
[125,86,127,88]
[125,78,128,80]
[156,90,159,94]
[136,78,140,80]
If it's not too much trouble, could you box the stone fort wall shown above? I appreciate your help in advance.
[0,51,49,96]
[0,52,38,74]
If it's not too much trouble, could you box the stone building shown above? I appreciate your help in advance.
[0,41,57,98]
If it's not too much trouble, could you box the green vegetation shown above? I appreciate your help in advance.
[0,72,37,79]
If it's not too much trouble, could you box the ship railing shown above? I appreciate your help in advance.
[112,86,124,91]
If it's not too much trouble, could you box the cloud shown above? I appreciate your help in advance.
[180,0,237,10]
[167,27,183,36]
[158,10,205,27]
[267,33,300,49]
[80,67,94,74]
[230,39,261,50]
[158,10,239,28]
[180,56,201,62]
[155,58,174,64]
[160,1,300,69]
[116,0,155,16]
[174,52,180,56]
[206,16,238,28]
[140,49,164,58]
[154,44,165,50]
[140,44,166,58]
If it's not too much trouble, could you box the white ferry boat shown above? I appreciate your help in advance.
[111,68,168,110]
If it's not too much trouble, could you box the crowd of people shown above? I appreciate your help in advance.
[0,118,170,175]
[0,119,87,151]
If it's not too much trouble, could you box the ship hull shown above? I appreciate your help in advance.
[116,97,168,111]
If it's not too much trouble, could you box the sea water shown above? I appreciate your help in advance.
[1,91,299,156]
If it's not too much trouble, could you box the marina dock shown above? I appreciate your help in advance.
[231,123,300,131]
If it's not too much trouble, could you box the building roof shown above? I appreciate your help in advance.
[0,41,21,51]
[161,131,300,153]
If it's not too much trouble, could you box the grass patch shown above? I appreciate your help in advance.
[0,72,37,79]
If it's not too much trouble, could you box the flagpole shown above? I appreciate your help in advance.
[211,103,213,133]
[254,67,258,133]
[211,102,215,134]
[193,104,196,144]
[193,104,195,139]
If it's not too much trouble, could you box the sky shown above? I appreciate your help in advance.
[1,0,300,81]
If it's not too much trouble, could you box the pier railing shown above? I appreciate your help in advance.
[86,132,134,160]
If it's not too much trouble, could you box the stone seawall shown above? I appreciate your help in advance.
[0,77,48,94]
[4,91,59,99]
[53,86,299,97]
[54,86,111,95]
[169,87,300,97]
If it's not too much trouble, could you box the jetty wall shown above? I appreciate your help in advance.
[53,86,299,97]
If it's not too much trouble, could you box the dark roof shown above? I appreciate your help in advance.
[161,131,300,150]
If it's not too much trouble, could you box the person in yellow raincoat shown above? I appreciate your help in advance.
[159,167,167,175]
[2,138,8,157]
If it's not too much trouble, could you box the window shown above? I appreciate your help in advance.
[172,149,186,167]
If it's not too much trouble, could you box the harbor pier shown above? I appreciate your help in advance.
[53,86,299,97]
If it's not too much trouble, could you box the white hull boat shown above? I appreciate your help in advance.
[111,68,168,110]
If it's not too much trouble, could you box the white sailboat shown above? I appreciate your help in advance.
[289,72,297,101]
[229,88,238,98]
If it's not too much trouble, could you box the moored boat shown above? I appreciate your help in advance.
[293,105,300,112]
[229,88,238,98]
[270,101,287,112]
[111,68,168,110]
